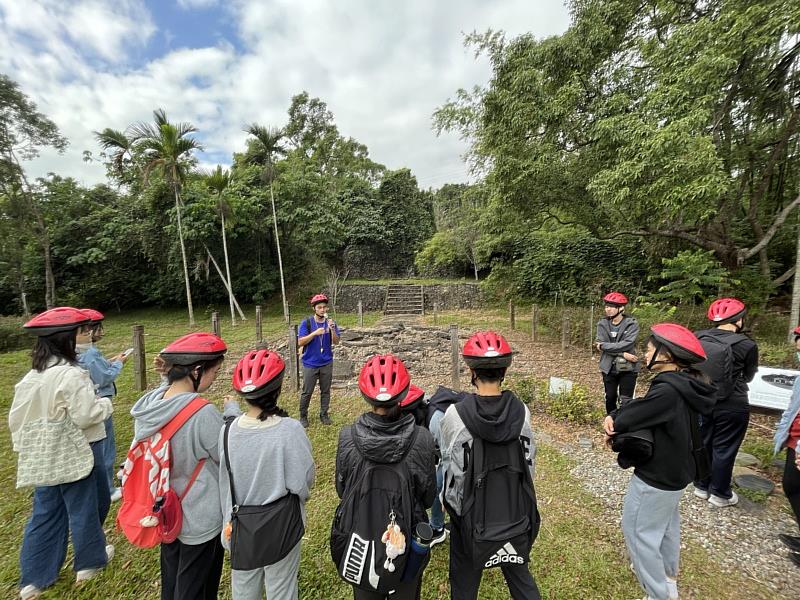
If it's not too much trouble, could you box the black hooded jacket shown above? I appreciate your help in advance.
[612,371,715,491]
[335,412,436,525]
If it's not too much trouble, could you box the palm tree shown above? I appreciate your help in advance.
[93,127,136,178]
[244,123,289,324]
[206,165,236,326]
[130,109,202,326]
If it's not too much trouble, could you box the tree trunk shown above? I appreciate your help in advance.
[174,188,195,326]
[43,236,55,308]
[270,183,289,324]
[790,217,800,341]
[221,211,236,327]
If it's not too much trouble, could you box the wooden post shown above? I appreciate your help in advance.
[132,325,146,391]
[589,304,595,356]
[357,300,363,327]
[433,302,438,326]
[450,324,460,391]
[561,313,570,351]
[21,292,30,317]
[287,325,299,392]
[255,305,263,342]
[509,301,515,330]
[211,311,221,337]
[531,304,538,342]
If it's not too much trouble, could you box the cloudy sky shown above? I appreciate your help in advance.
[0,0,570,189]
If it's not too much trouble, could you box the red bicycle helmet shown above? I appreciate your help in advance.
[358,354,411,406]
[462,331,513,369]
[160,332,227,365]
[81,309,105,323]
[650,323,706,365]
[232,349,286,399]
[603,292,628,306]
[707,298,746,324]
[310,293,329,307]
[24,307,91,336]
[399,384,424,410]
[793,325,800,339]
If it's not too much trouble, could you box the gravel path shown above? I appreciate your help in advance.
[559,438,796,598]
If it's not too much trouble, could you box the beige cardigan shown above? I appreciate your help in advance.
[10,361,113,448]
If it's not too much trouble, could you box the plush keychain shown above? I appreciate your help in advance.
[380,510,406,572]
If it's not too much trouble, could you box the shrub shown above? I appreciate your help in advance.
[508,375,541,405]
[0,316,29,353]
[538,383,603,425]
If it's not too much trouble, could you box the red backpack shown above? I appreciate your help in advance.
[117,397,209,548]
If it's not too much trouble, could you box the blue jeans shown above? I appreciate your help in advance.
[101,416,117,493]
[428,410,445,530]
[19,442,109,589]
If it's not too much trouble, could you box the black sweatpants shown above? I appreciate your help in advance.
[784,447,800,530]
[602,370,638,414]
[160,536,224,600]
[448,525,540,600]
[694,409,750,499]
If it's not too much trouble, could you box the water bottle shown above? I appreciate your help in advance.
[401,523,433,582]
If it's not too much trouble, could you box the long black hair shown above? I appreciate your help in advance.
[245,387,289,421]
[31,329,78,372]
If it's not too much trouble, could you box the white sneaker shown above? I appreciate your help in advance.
[666,575,678,599]
[75,544,114,583]
[110,488,122,502]
[692,487,709,500]
[708,491,738,508]
[19,585,42,599]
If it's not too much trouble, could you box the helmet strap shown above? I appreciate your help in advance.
[646,342,672,371]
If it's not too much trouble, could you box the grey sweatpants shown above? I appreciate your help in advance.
[299,362,333,418]
[622,475,682,600]
[230,540,301,600]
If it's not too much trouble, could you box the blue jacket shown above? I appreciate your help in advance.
[77,344,122,398]
[774,376,800,455]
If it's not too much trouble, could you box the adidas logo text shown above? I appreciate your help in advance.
[485,542,524,567]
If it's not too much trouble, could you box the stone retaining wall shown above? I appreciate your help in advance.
[332,283,484,312]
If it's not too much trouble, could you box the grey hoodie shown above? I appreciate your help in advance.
[130,385,239,545]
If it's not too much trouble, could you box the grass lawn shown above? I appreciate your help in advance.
[0,307,779,598]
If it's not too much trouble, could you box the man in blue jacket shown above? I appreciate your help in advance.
[297,293,340,428]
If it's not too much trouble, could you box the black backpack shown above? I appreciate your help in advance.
[330,426,418,593]
[695,330,747,404]
[452,405,540,570]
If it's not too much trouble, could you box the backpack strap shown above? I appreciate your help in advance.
[301,317,313,355]
[157,397,209,500]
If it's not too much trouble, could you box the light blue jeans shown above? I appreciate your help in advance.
[622,475,682,600]
[230,540,301,600]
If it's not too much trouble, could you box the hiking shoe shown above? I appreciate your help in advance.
[779,533,800,553]
[666,575,678,600]
[110,487,122,503]
[19,585,42,600]
[789,552,800,568]
[430,524,450,548]
[708,491,738,508]
[320,414,333,426]
[299,416,309,429]
[76,544,114,583]
[692,487,709,500]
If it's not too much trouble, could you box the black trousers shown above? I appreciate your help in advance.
[784,447,800,530]
[694,409,750,499]
[602,370,638,414]
[448,525,540,600]
[160,536,224,600]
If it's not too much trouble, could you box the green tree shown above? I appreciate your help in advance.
[129,109,202,325]
[205,165,236,325]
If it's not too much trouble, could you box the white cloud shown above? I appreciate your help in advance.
[177,0,218,8]
[0,0,571,189]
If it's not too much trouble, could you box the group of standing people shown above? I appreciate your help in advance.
[8,290,800,600]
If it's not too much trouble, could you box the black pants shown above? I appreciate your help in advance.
[352,576,423,600]
[160,536,224,600]
[448,525,540,600]
[602,370,638,414]
[694,409,750,499]
[784,447,800,530]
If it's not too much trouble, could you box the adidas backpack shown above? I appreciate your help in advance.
[117,397,208,548]
[453,404,540,570]
[695,330,747,404]
[330,426,418,593]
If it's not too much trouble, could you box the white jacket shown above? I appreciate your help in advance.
[10,361,113,449]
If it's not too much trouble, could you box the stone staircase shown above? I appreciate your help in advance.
[383,284,424,316]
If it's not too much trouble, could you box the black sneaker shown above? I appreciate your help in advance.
[430,524,450,548]
[779,533,800,553]
[320,414,332,426]
[790,552,800,568]
[299,416,309,429]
